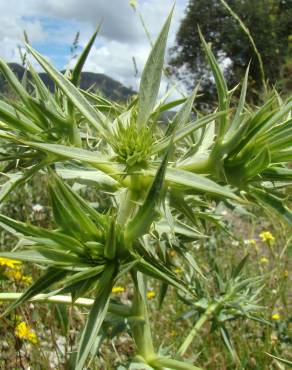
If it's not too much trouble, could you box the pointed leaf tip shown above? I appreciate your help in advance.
[137,7,173,129]
[71,25,101,86]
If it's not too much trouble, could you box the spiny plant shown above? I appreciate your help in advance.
[0,7,291,370]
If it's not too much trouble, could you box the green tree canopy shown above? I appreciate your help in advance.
[169,0,292,101]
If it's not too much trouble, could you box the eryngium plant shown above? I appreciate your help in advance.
[0,8,291,370]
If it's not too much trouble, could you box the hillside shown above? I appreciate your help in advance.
[0,63,135,101]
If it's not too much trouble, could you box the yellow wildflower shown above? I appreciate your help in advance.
[271,313,280,321]
[4,269,32,285]
[259,231,275,244]
[169,250,176,257]
[22,275,33,285]
[260,257,269,264]
[169,330,177,337]
[15,322,38,344]
[0,257,22,269]
[27,331,38,345]
[147,291,156,300]
[283,270,288,278]
[174,267,183,274]
[112,286,125,294]
[5,269,23,281]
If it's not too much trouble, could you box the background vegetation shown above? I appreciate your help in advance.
[0,1,291,369]
[169,0,292,104]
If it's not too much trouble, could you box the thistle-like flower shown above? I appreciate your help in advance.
[110,118,154,168]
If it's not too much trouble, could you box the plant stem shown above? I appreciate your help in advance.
[177,302,219,357]
[69,121,82,147]
[117,188,138,226]
[219,0,267,93]
[117,175,143,247]
[130,272,155,361]
[0,293,131,316]
[150,356,204,370]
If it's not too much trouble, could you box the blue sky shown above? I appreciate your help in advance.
[0,0,187,91]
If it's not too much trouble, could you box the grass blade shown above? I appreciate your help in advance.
[219,0,266,91]
[265,353,292,367]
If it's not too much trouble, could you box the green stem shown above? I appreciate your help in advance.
[117,174,144,231]
[177,302,219,357]
[69,121,82,147]
[117,188,138,226]
[150,357,204,370]
[219,0,267,93]
[267,241,277,260]
[0,293,131,317]
[130,272,155,361]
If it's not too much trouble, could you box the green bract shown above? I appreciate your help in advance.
[0,7,291,370]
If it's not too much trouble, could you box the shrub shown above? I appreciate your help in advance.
[0,8,291,370]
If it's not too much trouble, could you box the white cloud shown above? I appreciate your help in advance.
[78,0,185,91]
[36,0,141,43]
[0,0,46,62]
[0,0,186,91]
[81,40,149,90]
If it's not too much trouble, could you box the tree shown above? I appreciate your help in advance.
[169,0,292,101]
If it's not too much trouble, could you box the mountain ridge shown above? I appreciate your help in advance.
[0,63,135,101]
